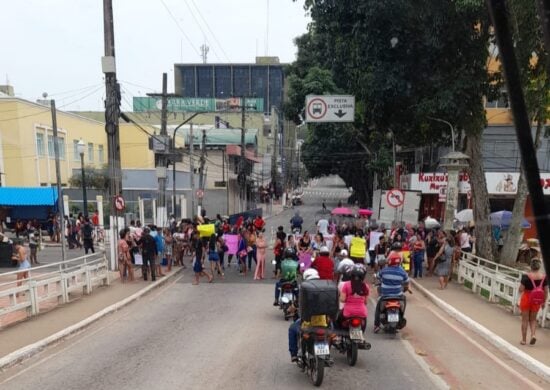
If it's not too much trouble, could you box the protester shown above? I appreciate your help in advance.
[193,235,213,285]
[164,228,173,272]
[118,229,134,282]
[519,258,548,345]
[254,231,267,280]
[82,217,95,254]
[425,230,439,276]
[349,229,367,264]
[433,234,454,289]
[217,234,227,271]
[28,228,40,265]
[412,232,425,278]
[138,227,157,282]
[12,239,30,293]
[208,234,224,278]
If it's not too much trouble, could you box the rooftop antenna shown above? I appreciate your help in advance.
[200,43,209,64]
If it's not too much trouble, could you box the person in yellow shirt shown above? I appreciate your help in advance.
[349,230,367,264]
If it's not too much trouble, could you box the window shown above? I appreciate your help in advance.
[233,66,250,96]
[47,135,54,157]
[58,138,66,160]
[179,66,196,97]
[73,140,80,161]
[98,145,104,164]
[196,66,214,97]
[36,133,45,156]
[87,143,94,163]
[485,90,509,108]
[215,66,232,98]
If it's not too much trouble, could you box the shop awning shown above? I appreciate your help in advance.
[226,145,262,163]
[0,187,58,206]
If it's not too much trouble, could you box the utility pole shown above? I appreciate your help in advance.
[50,100,67,264]
[239,101,246,212]
[190,123,196,218]
[147,73,170,227]
[103,0,122,271]
[270,106,279,195]
[198,129,207,213]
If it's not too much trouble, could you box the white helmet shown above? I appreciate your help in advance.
[303,268,320,280]
[340,249,348,257]
[319,246,330,254]
[337,258,354,275]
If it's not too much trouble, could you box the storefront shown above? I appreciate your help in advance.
[401,171,550,238]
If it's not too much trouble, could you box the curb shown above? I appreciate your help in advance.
[0,267,184,371]
[411,279,550,383]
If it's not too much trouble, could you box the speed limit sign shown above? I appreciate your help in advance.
[114,195,125,211]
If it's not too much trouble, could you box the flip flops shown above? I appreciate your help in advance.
[530,337,536,345]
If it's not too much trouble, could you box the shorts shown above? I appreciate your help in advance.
[208,251,219,262]
[519,292,542,313]
[18,259,31,270]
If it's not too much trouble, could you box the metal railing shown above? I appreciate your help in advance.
[456,251,549,328]
[0,252,109,325]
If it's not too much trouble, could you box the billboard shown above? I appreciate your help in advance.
[133,97,264,113]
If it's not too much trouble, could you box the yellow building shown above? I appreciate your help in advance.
[0,94,108,187]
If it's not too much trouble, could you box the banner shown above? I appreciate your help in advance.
[133,97,264,113]
[223,234,239,255]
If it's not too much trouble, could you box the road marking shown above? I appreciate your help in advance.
[367,297,450,390]
[420,298,546,390]
[0,274,184,385]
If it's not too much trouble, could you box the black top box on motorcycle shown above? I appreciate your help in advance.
[299,279,339,321]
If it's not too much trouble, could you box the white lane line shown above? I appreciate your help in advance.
[420,298,546,390]
[368,297,450,390]
[0,274,184,385]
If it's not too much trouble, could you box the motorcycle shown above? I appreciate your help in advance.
[378,297,406,335]
[331,317,371,366]
[278,282,298,321]
[296,327,334,387]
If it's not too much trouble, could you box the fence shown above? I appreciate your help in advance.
[0,252,109,327]
[456,251,549,328]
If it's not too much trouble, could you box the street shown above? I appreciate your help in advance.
[0,177,546,389]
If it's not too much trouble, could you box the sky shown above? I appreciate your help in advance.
[0,0,309,111]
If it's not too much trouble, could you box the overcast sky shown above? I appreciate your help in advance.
[0,0,309,111]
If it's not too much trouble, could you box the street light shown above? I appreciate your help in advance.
[77,139,88,217]
[428,117,456,152]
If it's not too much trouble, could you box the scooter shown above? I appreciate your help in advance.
[331,317,371,366]
[296,326,334,387]
[378,297,406,335]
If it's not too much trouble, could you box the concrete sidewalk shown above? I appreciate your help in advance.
[413,276,550,367]
[0,266,184,360]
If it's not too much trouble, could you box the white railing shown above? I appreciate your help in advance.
[456,251,549,327]
[0,252,109,324]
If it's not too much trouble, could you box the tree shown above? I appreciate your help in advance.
[498,0,550,265]
[68,165,110,192]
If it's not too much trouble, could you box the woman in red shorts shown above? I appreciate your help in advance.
[519,258,548,345]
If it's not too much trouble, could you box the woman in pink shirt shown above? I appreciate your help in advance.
[339,265,370,319]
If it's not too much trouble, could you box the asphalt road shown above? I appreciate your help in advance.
[0,176,545,389]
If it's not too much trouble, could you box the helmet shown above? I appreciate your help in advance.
[319,246,330,254]
[340,249,348,257]
[336,258,355,275]
[387,252,402,267]
[284,247,296,258]
[391,242,402,251]
[350,264,367,280]
[303,268,320,280]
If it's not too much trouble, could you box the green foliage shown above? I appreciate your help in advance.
[68,165,110,191]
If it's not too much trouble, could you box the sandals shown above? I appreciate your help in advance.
[530,337,536,345]
[520,340,526,345]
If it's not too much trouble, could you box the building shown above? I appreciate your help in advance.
[173,57,285,115]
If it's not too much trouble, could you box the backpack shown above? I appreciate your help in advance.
[528,276,546,306]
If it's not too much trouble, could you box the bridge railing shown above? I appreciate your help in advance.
[456,251,549,328]
[0,251,109,325]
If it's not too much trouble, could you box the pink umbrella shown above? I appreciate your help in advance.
[358,209,373,217]
[331,207,354,216]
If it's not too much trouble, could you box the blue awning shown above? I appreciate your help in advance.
[0,187,58,206]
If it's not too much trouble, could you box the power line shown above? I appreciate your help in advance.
[189,0,232,62]
[159,0,201,58]
[182,0,222,62]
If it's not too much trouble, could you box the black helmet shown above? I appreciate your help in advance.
[391,242,402,251]
[284,247,296,258]
[350,264,367,281]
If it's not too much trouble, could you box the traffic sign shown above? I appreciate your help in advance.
[305,95,355,123]
[114,195,125,211]
[196,189,204,199]
[387,189,405,208]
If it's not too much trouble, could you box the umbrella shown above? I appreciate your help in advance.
[455,209,474,223]
[424,216,441,229]
[331,207,354,216]
[489,210,531,229]
[358,208,373,217]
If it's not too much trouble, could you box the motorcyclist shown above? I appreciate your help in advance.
[339,264,369,328]
[312,246,334,281]
[273,248,299,306]
[290,211,303,234]
[373,242,410,333]
[288,268,329,362]
[335,250,354,286]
